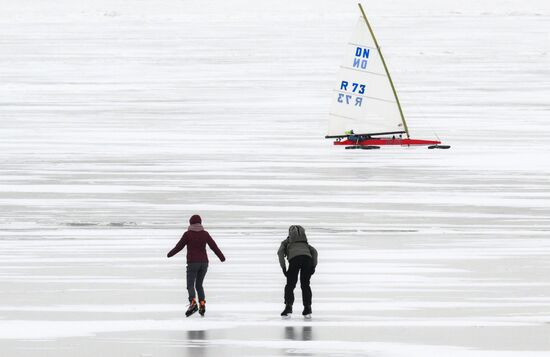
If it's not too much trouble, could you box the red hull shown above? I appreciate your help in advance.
[334,137,440,146]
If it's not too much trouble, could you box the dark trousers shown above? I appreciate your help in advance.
[186,262,208,302]
[284,255,313,307]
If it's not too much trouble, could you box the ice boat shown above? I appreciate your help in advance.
[325,3,450,150]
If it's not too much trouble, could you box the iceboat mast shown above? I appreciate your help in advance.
[358,3,410,138]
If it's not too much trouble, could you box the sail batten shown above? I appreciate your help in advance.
[339,66,388,77]
[347,42,376,49]
[326,6,408,137]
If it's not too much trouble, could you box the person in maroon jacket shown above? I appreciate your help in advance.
[167,214,225,317]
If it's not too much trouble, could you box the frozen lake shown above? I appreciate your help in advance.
[1,0,550,356]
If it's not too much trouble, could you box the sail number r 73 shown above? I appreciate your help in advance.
[337,80,365,107]
[341,81,365,94]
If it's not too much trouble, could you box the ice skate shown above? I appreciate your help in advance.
[302,306,312,320]
[199,299,206,317]
[281,305,292,319]
[186,299,198,317]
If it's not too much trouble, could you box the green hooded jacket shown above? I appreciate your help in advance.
[277,225,318,270]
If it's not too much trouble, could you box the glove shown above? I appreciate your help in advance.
[282,268,288,277]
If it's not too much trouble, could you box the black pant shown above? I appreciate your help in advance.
[187,262,208,302]
[284,255,313,307]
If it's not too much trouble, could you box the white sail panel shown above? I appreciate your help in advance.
[335,67,396,101]
[327,17,405,136]
[341,18,386,76]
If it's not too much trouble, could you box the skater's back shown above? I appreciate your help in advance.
[169,228,224,263]
[277,225,317,319]
[167,214,225,317]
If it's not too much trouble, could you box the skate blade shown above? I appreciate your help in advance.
[281,314,292,320]
[303,314,312,320]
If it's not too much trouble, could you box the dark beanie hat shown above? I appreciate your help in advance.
[189,214,202,225]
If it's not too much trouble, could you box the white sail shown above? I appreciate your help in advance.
[327,16,406,137]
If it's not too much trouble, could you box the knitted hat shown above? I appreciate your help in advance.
[189,214,202,225]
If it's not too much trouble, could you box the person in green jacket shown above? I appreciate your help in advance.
[277,225,318,319]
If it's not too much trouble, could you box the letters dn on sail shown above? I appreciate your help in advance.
[353,47,370,69]
[337,80,365,107]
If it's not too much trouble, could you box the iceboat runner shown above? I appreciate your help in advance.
[325,3,450,150]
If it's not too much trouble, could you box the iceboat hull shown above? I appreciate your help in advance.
[334,137,441,147]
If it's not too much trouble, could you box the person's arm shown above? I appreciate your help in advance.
[206,233,226,262]
[167,233,188,258]
[309,245,318,273]
[277,241,287,275]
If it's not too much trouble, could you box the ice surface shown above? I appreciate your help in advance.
[1,0,550,356]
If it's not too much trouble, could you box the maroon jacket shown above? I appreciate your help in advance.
[167,230,225,263]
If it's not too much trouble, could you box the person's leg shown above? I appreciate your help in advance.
[186,263,200,302]
[299,256,313,308]
[195,262,209,301]
[284,258,300,306]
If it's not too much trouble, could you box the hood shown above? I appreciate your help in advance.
[288,225,307,243]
